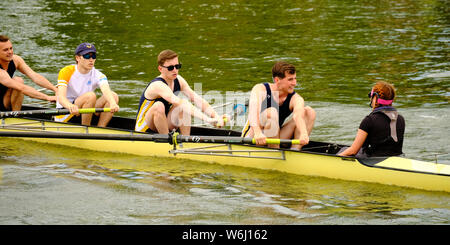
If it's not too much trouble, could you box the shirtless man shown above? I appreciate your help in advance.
[242,61,315,150]
[135,49,226,135]
[0,35,56,111]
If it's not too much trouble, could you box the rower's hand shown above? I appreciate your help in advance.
[254,131,267,145]
[299,133,309,146]
[110,103,120,113]
[68,104,80,116]
[222,114,230,125]
[206,117,219,126]
[46,95,57,102]
[213,114,229,128]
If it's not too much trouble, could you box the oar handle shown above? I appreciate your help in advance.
[78,108,111,114]
[251,138,300,145]
[0,108,112,118]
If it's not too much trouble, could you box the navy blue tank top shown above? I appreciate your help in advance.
[137,77,181,115]
[260,83,295,127]
[0,60,16,110]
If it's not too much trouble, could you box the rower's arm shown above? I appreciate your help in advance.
[0,70,54,102]
[145,81,182,105]
[338,129,368,156]
[177,76,218,118]
[291,95,309,145]
[14,55,57,93]
[56,85,75,110]
[150,82,218,124]
[248,84,265,135]
[99,83,119,112]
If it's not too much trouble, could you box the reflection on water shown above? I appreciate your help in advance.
[1,125,449,225]
[1,0,448,109]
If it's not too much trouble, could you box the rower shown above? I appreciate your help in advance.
[338,81,405,157]
[135,49,227,135]
[55,42,119,127]
[0,35,56,111]
[241,61,316,150]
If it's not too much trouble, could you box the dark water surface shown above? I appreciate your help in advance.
[0,0,449,225]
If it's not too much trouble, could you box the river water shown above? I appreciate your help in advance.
[0,0,449,226]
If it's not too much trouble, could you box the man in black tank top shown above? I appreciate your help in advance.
[135,50,227,135]
[0,35,57,111]
[243,61,316,150]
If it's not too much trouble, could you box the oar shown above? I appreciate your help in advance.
[253,138,300,145]
[0,108,111,118]
[176,134,300,145]
[0,130,300,145]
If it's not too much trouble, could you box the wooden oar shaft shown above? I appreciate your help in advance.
[0,108,111,118]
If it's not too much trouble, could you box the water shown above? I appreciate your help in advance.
[0,0,449,226]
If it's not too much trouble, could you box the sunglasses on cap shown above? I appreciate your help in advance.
[81,53,97,59]
[161,63,182,71]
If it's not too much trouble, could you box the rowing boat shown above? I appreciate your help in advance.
[0,105,449,193]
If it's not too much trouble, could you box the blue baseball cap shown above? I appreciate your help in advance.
[75,42,97,55]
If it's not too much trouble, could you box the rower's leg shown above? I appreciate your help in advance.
[261,107,280,148]
[95,92,119,127]
[3,77,25,111]
[168,103,191,135]
[74,92,96,126]
[304,106,316,135]
[280,118,301,150]
[146,101,169,134]
[280,106,316,150]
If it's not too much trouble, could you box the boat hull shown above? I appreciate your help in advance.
[1,113,449,193]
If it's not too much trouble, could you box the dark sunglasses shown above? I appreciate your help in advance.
[161,63,182,71]
[82,53,97,59]
[368,90,379,98]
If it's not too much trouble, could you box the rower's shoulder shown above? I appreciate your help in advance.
[175,75,189,89]
[11,54,25,66]
[0,67,8,77]
[149,77,166,86]
[251,83,267,91]
[146,77,168,92]
[289,93,304,107]
[58,64,76,75]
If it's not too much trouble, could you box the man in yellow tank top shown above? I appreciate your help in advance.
[56,42,119,127]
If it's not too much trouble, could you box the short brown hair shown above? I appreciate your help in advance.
[0,35,10,43]
[372,81,396,107]
[272,61,296,79]
[157,50,178,66]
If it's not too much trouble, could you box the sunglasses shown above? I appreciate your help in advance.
[368,89,379,99]
[161,63,182,71]
[82,53,97,59]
